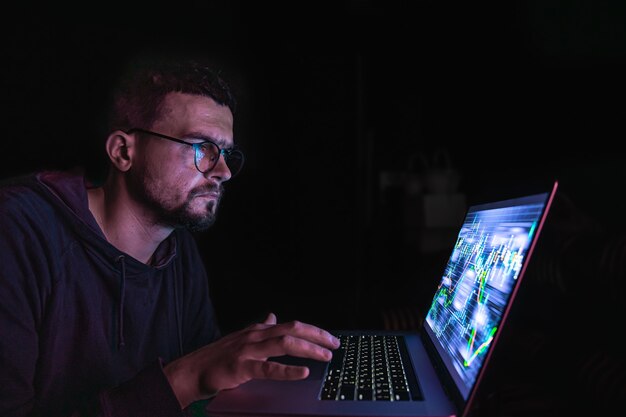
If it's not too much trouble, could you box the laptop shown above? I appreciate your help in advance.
[206,181,558,417]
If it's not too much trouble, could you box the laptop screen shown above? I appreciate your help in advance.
[423,188,555,401]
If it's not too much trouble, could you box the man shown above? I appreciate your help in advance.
[0,55,339,416]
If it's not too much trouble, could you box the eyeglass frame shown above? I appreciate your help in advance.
[125,127,244,176]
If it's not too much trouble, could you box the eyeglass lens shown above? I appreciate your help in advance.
[195,143,243,176]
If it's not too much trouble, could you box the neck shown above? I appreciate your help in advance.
[87,177,173,264]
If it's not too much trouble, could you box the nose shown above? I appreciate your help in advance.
[206,152,232,182]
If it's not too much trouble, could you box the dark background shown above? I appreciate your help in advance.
[2,2,625,414]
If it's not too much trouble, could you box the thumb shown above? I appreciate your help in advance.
[263,312,277,325]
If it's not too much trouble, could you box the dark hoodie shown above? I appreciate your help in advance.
[0,171,221,416]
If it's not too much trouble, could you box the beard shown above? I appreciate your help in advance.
[127,170,223,232]
[162,187,222,232]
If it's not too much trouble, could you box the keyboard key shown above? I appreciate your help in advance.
[357,388,373,400]
[319,334,422,402]
[339,385,355,400]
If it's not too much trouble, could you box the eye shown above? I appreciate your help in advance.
[198,143,219,162]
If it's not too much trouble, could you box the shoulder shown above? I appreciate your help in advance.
[0,173,75,260]
[0,174,64,280]
[0,173,41,198]
[0,173,51,223]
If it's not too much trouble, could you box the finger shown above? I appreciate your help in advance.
[243,322,274,332]
[246,359,309,381]
[263,312,277,325]
[257,321,340,349]
[243,312,277,331]
[248,334,333,362]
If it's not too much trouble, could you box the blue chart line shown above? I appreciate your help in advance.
[426,202,544,391]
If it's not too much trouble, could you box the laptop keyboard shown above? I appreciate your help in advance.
[320,334,422,401]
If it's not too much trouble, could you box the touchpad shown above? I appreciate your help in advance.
[269,355,328,380]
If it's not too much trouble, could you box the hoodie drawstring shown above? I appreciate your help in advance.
[173,267,184,357]
[113,253,183,356]
[115,255,127,349]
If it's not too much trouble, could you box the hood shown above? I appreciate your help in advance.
[33,170,183,352]
[35,170,178,270]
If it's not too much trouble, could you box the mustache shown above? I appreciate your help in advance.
[188,184,224,198]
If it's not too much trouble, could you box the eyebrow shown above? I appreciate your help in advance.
[183,131,232,148]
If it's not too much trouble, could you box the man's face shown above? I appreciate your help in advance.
[128,92,235,231]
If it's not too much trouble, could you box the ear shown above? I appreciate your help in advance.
[105,130,136,172]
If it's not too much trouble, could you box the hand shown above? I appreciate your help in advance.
[164,312,340,409]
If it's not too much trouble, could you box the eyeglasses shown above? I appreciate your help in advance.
[126,128,244,177]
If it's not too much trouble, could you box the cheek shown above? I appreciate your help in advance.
[145,147,190,183]
[159,149,198,183]
[158,168,193,202]
[142,158,190,204]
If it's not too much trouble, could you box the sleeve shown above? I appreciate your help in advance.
[98,360,183,417]
[0,192,53,416]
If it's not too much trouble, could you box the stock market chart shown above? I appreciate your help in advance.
[425,197,546,393]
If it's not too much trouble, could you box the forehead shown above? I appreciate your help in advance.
[152,92,234,140]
